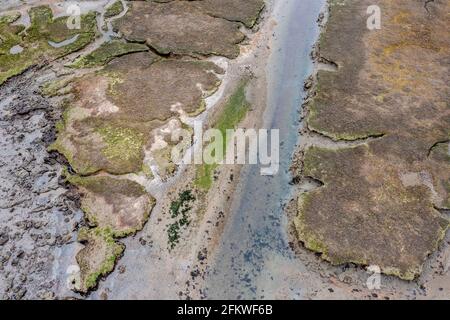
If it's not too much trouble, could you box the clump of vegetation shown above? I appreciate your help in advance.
[167,223,181,250]
[167,190,196,250]
[194,80,250,189]
[104,1,124,18]
[70,40,148,68]
[76,227,125,292]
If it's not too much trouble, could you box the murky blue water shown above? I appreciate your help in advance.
[206,0,326,299]
[48,34,79,48]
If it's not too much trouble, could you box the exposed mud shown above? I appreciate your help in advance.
[0,67,83,299]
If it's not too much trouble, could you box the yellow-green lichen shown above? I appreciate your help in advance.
[103,71,124,96]
[40,77,74,97]
[96,125,145,167]
[141,163,155,179]
[153,146,177,179]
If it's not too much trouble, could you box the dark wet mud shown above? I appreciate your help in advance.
[0,68,82,299]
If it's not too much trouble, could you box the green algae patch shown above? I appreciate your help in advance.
[96,124,145,172]
[104,1,124,18]
[40,77,74,97]
[215,81,251,140]
[195,80,250,189]
[75,227,125,293]
[70,40,148,68]
[0,13,29,83]
[195,164,216,190]
[0,12,24,52]
[0,5,97,85]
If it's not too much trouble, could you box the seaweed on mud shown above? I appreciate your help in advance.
[167,190,196,250]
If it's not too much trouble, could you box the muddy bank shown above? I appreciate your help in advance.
[0,67,83,300]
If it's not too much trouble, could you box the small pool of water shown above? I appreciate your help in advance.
[9,44,23,54]
[48,34,79,48]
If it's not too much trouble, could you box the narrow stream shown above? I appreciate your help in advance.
[206,0,326,299]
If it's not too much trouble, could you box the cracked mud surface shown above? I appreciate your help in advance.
[296,0,450,280]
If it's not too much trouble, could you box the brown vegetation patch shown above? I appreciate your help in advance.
[297,0,450,279]
[114,1,246,58]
